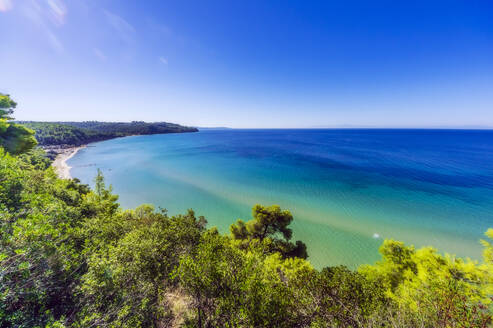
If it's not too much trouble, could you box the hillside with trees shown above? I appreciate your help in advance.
[1,94,492,327]
[17,121,198,147]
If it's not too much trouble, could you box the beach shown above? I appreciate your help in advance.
[52,146,85,179]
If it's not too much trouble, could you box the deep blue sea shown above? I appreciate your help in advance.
[68,129,493,268]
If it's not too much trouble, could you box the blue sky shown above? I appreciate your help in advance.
[1,0,492,128]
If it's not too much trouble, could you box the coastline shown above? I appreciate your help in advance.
[46,131,196,180]
[52,146,85,179]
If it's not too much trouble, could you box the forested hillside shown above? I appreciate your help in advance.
[1,94,492,327]
[17,121,198,146]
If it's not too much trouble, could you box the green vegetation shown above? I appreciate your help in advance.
[0,94,37,154]
[230,204,308,259]
[18,121,198,146]
[1,96,492,327]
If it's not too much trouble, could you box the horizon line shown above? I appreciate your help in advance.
[14,121,493,130]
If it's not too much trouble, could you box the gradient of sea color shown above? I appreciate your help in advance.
[69,129,493,268]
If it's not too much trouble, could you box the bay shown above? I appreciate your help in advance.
[68,129,493,268]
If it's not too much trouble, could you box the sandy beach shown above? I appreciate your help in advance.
[52,146,85,179]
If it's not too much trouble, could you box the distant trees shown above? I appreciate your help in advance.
[61,121,198,135]
[6,91,196,148]
[18,121,198,147]
[0,94,37,154]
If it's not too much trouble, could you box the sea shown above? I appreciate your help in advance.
[68,129,493,269]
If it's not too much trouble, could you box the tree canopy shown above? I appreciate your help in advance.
[230,204,308,259]
[18,121,198,147]
[0,93,17,119]
[0,94,37,154]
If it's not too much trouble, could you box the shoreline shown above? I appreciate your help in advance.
[46,132,192,180]
[52,146,85,179]
[45,132,198,179]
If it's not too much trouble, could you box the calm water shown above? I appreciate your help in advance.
[68,129,493,268]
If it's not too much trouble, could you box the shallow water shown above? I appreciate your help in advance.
[68,129,493,268]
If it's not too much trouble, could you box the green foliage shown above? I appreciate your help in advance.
[230,204,308,259]
[0,94,37,154]
[0,93,17,119]
[0,148,91,326]
[79,206,206,327]
[19,122,102,147]
[482,228,493,265]
[0,146,491,327]
[18,121,198,146]
[305,266,390,327]
[17,147,53,170]
[60,121,198,135]
[176,230,314,327]
[361,240,492,327]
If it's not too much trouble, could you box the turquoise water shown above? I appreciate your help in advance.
[68,129,493,268]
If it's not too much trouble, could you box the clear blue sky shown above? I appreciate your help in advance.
[1,0,492,128]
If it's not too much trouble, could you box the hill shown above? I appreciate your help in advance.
[17,121,198,147]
